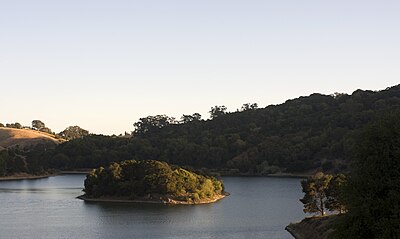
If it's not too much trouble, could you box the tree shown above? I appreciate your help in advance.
[192,113,202,121]
[334,112,400,239]
[326,174,347,214]
[59,126,89,140]
[209,105,227,119]
[39,127,52,134]
[0,123,4,127]
[32,120,45,130]
[0,151,7,176]
[300,172,333,216]
[6,122,22,129]
[181,113,202,124]
[241,103,258,111]
[133,115,172,136]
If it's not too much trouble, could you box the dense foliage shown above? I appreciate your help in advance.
[45,85,400,174]
[300,172,346,216]
[0,145,51,176]
[334,112,400,239]
[58,126,89,140]
[83,160,224,203]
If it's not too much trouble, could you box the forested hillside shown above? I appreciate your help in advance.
[2,85,399,176]
[45,85,400,175]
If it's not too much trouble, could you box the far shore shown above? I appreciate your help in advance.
[0,173,58,181]
[0,170,91,182]
[220,173,310,178]
[0,170,310,182]
[77,193,228,205]
[60,170,91,174]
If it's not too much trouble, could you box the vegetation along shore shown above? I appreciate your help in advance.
[80,159,227,205]
[287,111,400,238]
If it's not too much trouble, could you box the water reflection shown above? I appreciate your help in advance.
[0,175,304,239]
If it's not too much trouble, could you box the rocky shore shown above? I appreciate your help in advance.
[286,215,338,239]
[77,193,228,205]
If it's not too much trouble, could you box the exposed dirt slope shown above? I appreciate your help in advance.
[0,127,63,148]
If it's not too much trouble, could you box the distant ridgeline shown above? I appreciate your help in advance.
[82,160,225,204]
[3,85,400,176]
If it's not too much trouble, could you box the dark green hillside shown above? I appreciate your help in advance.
[40,85,400,174]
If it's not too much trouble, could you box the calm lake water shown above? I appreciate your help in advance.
[0,175,304,239]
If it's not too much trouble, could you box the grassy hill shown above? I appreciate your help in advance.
[0,127,63,149]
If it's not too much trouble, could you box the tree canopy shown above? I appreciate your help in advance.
[2,85,400,177]
[209,105,227,119]
[26,84,398,175]
[300,172,347,216]
[133,115,173,136]
[6,123,22,129]
[334,112,400,239]
[58,126,89,140]
[300,172,333,216]
[32,120,45,130]
[83,159,224,203]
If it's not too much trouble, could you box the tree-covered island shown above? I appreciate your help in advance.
[79,159,227,204]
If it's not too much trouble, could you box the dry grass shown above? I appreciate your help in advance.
[0,127,64,148]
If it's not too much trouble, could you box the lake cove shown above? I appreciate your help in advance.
[0,175,304,239]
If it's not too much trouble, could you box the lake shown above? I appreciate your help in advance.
[0,175,304,239]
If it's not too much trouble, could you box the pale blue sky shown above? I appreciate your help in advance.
[1,0,399,135]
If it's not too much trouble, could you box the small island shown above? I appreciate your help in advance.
[78,159,227,204]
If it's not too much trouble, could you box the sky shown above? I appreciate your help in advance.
[1,0,399,135]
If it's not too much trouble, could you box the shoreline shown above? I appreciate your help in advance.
[285,215,338,239]
[0,170,91,182]
[0,170,309,182]
[0,173,58,181]
[221,173,310,178]
[77,193,227,205]
[285,223,304,239]
[60,170,91,174]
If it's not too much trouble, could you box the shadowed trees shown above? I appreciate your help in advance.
[241,103,258,111]
[133,115,173,136]
[181,113,202,123]
[334,112,400,239]
[209,105,227,119]
[39,85,400,174]
[326,174,347,214]
[6,123,22,129]
[4,85,400,177]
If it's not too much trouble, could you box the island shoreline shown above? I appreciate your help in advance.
[77,193,228,205]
